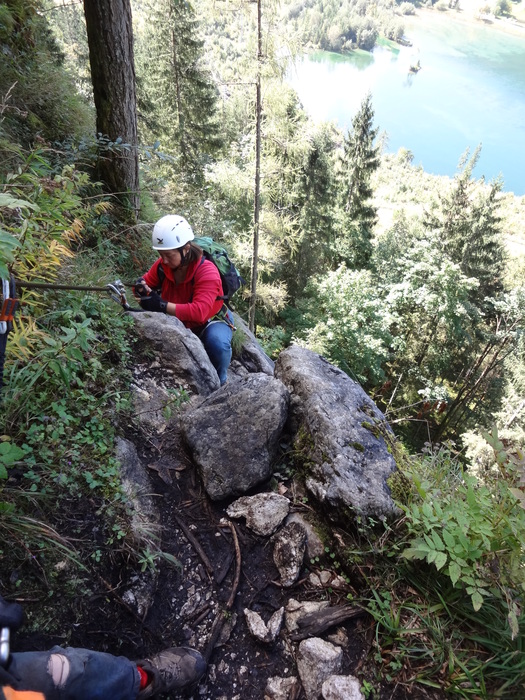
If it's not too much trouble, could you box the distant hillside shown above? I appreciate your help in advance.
[373,151,525,259]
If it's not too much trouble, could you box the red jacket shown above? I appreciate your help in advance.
[143,255,224,330]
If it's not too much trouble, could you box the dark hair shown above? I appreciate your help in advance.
[182,241,203,265]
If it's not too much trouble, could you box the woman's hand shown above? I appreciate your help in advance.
[138,292,168,313]
[133,278,152,298]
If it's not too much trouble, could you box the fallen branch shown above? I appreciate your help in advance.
[203,520,242,663]
[226,521,241,609]
[289,605,367,641]
[173,511,214,578]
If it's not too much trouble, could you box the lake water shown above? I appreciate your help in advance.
[287,13,525,195]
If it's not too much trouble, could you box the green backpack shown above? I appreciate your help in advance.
[158,236,245,303]
[194,236,245,302]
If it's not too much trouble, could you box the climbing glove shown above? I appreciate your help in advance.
[139,292,168,313]
[133,278,149,298]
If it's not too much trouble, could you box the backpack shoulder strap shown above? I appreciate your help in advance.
[156,262,165,289]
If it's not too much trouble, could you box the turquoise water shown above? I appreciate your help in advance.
[287,14,525,194]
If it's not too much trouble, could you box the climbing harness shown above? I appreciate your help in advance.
[210,304,236,331]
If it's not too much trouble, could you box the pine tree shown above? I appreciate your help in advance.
[283,122,338,303]
[338,92,380,269]
[258,86,338,305]
[424,147,506,315]
[135,0,223,186]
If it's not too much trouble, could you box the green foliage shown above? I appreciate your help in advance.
[135,0,223,187]
[0,144,143,592]
[0,197,22,277]
[0,0,92,145]
[0,146,120,366]
[161,387,190,421]
[257,324,288,359]
[0,285,136,590]
[493,0,513,17]
[397,437,525,631]
[424,148,506,316]
[2,295,134,499]
[379,223,479,395]
[353,436,525,699]
[270,117,339,303]
[281,0,403,52]
[0,439,25,480]
[303,266,392,386]
[42,0,92,99]
[365,571,525,699]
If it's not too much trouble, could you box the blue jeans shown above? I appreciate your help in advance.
[6,646,140,700]
[198,310,233,386]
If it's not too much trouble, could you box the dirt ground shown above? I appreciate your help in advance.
[10,418,443,700]
[4,334,448,700]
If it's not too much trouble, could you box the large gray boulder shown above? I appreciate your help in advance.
[181,373,290,500]
[131,311,220,395]
[231,313,275,376]
[275,345,398,520]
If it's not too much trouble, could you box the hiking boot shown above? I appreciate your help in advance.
[136,647,206,698]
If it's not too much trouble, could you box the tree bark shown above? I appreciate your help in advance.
[248,0,262,333]
[83,0,140,218]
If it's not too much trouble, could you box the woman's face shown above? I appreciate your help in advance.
[159,244,189,270]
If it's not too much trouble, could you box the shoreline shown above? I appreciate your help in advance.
[408,6,525,39]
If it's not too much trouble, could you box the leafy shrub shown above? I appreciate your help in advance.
[303,266,392,386]
[398,435,525,636]
[398,2,416,15]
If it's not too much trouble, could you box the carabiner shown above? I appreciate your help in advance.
[0,626,9,667]
[106,280,143,312]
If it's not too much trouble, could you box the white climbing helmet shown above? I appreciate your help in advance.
[151,215,194,250]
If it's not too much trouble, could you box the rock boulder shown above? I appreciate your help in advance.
[275,345,398,521]
[181,373,290,500]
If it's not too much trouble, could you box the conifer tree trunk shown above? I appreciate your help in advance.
[249,0,262,333]
[83,0,140,218]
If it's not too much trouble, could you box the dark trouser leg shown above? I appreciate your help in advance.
[8,647,140,700]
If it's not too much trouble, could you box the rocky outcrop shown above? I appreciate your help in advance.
[226,493,290,536]
[275,345,398,520]
[272,521,307,587]
[181,373,290,501]
[133,311,220,395]
[125,313,402,698]
[296,637,343,700]
[230,313,275,377]
[131,313,398,519]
